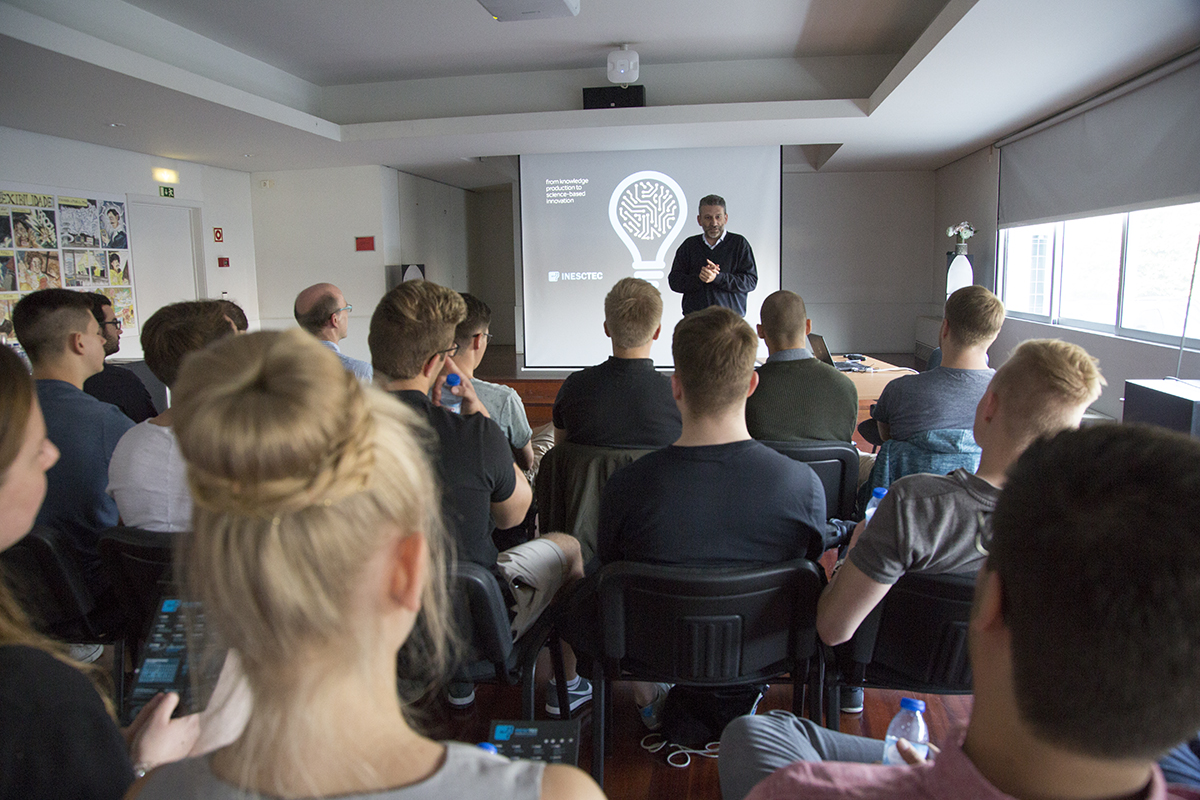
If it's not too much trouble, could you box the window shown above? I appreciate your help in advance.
[999,200,1200,344]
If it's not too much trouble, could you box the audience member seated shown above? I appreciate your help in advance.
[13,289,134,596]
[745,290,857,442]
[82,292,157,423]
[721,423,1200,800]
[593,306,826,728]
[293,282,372,382]
[369,281,588,713]
[214,298,249,332]
[819,339,1102,711]
[107,301,237,532]
[130,329,602,800]
[869,285,1003,443]
[0,344,224,800]
[449,292,535,471]
[553,278,681,448]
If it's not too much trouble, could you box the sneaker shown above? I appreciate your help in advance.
[69,643,103,664]
[840,687,864,714]
[447,681,476,708]
[545,676,593,716]
[638,682,672,731]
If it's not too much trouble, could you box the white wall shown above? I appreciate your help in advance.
[249,165,400,361]
[934,147,1000,291]
[782,170,938,352]
[466,186,516,346]
[0,125,259,357]
[398,172,469,293]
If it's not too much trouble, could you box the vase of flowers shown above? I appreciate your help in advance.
[947,221,975,255]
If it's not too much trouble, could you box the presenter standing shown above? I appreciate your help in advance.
[668,194,758,316]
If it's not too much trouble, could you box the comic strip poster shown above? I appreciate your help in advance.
[0,252,14,292]
[0,293,18,345]
[0,185,138,332]
[58,197,100,248]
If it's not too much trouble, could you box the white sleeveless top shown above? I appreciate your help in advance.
[136,742,545,800]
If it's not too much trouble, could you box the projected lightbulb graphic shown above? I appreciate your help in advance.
[608,171,688,285]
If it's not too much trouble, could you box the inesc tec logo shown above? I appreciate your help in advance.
[548,271,604,282]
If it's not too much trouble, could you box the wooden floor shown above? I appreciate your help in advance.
[417,665,972,800]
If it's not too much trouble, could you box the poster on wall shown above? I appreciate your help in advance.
[0,185,137,347]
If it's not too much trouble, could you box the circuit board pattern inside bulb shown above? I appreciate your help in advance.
[617,180,678,240]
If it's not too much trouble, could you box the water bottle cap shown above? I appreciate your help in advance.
[900,697,926,712]
[445,373,462,386]
[872,487,887,499]
[477,742,499,754]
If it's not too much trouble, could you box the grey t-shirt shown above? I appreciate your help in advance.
[849,468,998,585]
[136,742,545,800]
[872,367,994,441]
[471,378,533,451]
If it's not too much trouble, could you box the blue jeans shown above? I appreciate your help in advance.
[1160,738,1200,789]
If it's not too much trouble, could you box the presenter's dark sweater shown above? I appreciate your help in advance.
[745,358,858,442]
[668,232,758,316]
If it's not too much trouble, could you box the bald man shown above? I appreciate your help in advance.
[293,283,372,382]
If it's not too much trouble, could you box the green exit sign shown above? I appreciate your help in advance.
[159,186,175,198]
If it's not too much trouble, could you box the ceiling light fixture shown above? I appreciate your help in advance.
[108,122,125,128]
[476,0,579,21]
[608,44,638,86]
[152,168,178,184]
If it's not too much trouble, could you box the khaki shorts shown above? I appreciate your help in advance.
[496,537,570,640]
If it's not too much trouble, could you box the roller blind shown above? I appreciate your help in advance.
[998,55,1200,227]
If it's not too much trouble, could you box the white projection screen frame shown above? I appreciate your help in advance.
[520,146,782,369]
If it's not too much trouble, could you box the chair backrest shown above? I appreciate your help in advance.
[761,439,859,520]
[849,570,976,690]
[534,442,654,563]
[97,526,176,643]
[449,561,515,676]
[0,524,98,634]
[595,559,824,686]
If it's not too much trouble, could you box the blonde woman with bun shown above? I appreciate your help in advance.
[128,329,603,800]
[0,344,202,800]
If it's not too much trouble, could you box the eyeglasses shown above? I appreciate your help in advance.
[477,332,494,343]
[333,304,353,315]
[100,319,122,330]
[433,341,460,359]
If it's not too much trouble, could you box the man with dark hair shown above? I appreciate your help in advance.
[597,306,826,726]
[108,301,237,532]
[369,280,587,710]
[82,292,157,423]
[450,292,535,470]
[12,289,134,595]
[215,298,248,332]
[668,194,758,316]
[720,423,1200,800]
[553,277,680,448]
[746,290,857,442]
[293,282,372,382]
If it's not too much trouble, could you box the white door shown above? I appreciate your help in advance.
[127,202,204,347]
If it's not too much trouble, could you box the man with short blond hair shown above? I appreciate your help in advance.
[746,290,858,442]
[553,277,681,448]
[871,285,1005,442]
[294,282,372,382]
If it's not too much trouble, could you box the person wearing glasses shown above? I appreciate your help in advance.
[82,292,157,423]
[814,339,1102,714]
[293,282,373,382]
[369,280,588,712]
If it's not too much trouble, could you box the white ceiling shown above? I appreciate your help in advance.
[1,0,1198,189]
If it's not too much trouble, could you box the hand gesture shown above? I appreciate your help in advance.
[699,259,721,284]
[434,356,490,418]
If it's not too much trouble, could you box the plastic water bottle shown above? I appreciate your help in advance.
[864,487,887,523]
[441,373,463,414]
[881,697,929,765]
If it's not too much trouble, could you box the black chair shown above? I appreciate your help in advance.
[761,439,860,520]
[448,561,568,720]
[97,525,177,703]
[0,524,125,696]
[588,559,825,786]
[822,570,975,731]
